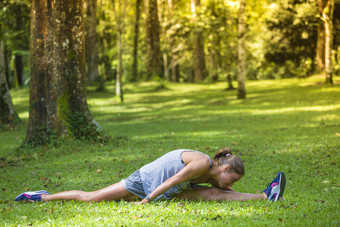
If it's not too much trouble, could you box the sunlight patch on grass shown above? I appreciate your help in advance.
[250,104,340,115]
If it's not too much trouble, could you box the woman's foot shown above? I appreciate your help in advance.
[15,190,50,202]
[262,172,286,202]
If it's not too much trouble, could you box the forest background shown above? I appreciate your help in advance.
[1,0,340,90]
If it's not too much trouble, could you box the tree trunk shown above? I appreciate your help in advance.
[192,0,206,83]
[132,0,142,82]
[237,0,246,99]
[14,4,24,87]
[113,0,125,103]
[26,0,101,145]
[0,40,20,126]
[146,0,163,80]
[168,0,180,82]
[14,55,24,87]
[4,48,10,89]
[116,29,124,102]
[323,0,334,84]
[226,74,235,90]
[85,0,99,82]
[316,0,326,72]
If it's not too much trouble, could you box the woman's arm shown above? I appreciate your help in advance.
[139,158,211,204]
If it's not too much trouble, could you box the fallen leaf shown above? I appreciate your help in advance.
[321,180,329,184]
[336,133,340,136]
[212,215,222,221]
[278,218,282,222]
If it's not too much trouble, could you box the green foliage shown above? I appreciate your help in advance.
[2,0,340,85]
[23,127,58,148]
[67,111,101,141]
[264,0,318,67]
[1,77,339,225]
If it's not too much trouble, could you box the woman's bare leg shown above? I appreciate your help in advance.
[175,187,267,201]
[41,182,138,202]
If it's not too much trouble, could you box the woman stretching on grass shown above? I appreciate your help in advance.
[15,148,286,203]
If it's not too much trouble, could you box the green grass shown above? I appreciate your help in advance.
[1,76,339,226]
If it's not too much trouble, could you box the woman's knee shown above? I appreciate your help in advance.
[199,187,224,200]
[176,187,223,201]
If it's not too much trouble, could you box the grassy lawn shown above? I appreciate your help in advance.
[0,76,339,226]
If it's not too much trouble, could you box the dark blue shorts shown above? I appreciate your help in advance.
[121,170,146,199]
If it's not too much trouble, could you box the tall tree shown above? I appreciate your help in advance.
[192,0,206,83]
[237,0,246,99]
[113,0,126,102]
[323,0,334,84]
[146,0,163,79]
[132,0,142,82]
[85,0,100,83]
[14,3,25,87]
[317,0,327,72]
[0,38,20,127]
[27,0,101,145]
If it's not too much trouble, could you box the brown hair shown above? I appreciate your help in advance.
[213,147,245,176]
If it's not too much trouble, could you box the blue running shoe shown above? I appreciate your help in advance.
[15,190,50,202]
[263,172,286,202]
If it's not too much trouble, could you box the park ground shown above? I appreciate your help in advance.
[0,75,339,226]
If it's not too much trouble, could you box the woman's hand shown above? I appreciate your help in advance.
[225,186,235,192]
[133,198,149,205]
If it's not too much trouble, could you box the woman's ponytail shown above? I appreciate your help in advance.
[213,147,232,161]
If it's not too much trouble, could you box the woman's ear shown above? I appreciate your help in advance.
[222,164,230,173]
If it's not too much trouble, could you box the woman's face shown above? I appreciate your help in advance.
[213,165,243,189]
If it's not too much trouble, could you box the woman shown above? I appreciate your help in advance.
[15,148,286,203]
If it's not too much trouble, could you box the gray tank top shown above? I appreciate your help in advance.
[140,149,213,198]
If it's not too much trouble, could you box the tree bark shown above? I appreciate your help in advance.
[323,0,334,84]
[116,29,123,102]
[14,4,25,87]
[14,55,24,87]
[192,0,206,83]
[113,0,125,103]
[168,0,180,82]
[237,0,246,99]
[0,40,20,126]
[146,0,163,80]
[132,0,142,82]
[85,0,99,82]
[26,0,101,145]
[316,0,326,72]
